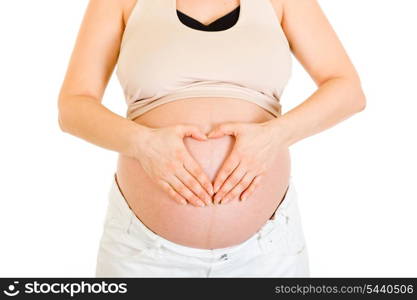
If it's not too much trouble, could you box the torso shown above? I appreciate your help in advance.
[116,0,289,249]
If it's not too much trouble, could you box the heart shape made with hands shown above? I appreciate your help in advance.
[204,122,251,204]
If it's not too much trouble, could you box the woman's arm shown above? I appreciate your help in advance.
[207,0,366,203]
[58,0,146,158]
[271,0,366,146]
[58,0,213,206]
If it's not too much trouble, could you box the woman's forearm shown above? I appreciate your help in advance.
[58,94,150,159]
[272,76,366,147]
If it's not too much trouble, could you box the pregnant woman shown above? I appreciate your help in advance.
[58,0,366,277]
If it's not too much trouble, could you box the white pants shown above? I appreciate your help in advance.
[95,173,310,277]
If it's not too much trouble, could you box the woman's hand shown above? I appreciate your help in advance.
[207,120,286,204]
[134,124,214,207]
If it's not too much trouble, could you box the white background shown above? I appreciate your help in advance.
[0,0,416,277]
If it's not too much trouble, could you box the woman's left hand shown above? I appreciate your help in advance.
[207,120,287,204]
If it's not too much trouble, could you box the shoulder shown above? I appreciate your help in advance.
[86,0,134,24]
[119,0,138,26]
[87,0,127,10]
[279,0,321,16]
[270,0,284,23]
[83,0,127,21]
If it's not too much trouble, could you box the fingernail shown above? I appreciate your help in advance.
[213,194,219,203]
[213,185,219,193]
[222,197,229,204]
[241,196,246,201]
[207,186,214,196]
[198,201,205,207]
[181,199,187,205]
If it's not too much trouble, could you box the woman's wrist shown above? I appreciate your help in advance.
[265,116,295,148]
[127,123,152,159]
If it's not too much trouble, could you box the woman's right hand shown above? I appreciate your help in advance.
[133,124,214,207]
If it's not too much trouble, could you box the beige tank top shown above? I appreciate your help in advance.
[116,0,292,120]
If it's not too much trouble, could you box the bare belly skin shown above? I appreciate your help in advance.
[116,97,291,249]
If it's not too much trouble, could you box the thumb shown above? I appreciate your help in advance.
[180,125,208,141]
[207,123,239,138]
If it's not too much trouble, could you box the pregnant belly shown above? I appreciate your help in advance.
[116,97,291,249]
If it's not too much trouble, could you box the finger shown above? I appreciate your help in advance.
[158,179,187,205]
[180,125,208,141]
[207,123,239,139]
[213,152,240,194]
[176,167,212,206]
[183,155,214,196]
[213,162,245,204]
[240,175,263,201]
[221,172,255,204]
[170,175,206,207]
